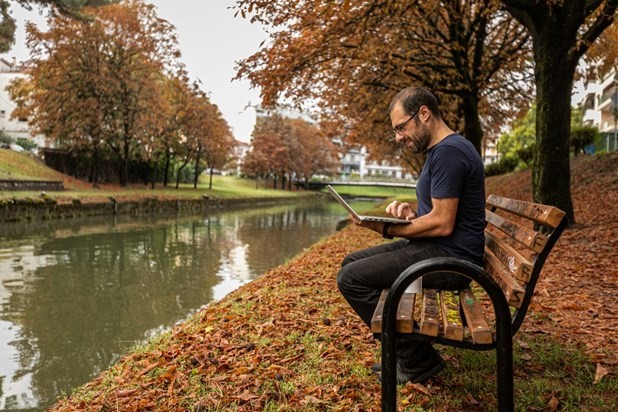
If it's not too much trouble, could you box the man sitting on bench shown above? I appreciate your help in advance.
[337,86,486,383]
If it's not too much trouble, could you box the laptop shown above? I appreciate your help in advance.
[326,185,410,224]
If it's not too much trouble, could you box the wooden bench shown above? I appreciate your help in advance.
[371,194,568,412]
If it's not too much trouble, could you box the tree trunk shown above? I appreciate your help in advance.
[176,160,189,189]
[119,137,130,187]
[151,162,156,189]
[163,150,171,187]
[532,34,576,223]
[194,149,201,189]
[90,147,99,188]
[209,167,214,189]
[461,92,483,155]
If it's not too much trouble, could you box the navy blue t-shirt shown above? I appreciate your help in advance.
[415,134,486,265]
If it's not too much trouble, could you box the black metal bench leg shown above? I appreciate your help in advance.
[381,287,400,412]
[381,330,397,411]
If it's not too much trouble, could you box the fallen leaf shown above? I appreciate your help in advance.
[548,394,560,411]
[593,363,608,384]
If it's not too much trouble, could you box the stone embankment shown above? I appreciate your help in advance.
[0,179,65,192]
[0,195,300,223]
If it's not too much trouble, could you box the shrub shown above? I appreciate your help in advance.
[570,126,599,156]
[485,156,518,177]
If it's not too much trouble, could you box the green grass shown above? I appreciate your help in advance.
[417,336,618,411]
[0,149,70,181]
[0,150,314,202]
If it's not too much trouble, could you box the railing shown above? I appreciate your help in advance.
[294,180,417,190]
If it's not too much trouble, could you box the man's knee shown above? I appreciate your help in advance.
[336,265,350,295]
[341,253,355,268]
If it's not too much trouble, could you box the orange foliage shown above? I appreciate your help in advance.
[235,0,532,161]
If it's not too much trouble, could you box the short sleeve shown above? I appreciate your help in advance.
[429,144,467,199]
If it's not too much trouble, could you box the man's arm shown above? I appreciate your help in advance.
[352,197,459,239]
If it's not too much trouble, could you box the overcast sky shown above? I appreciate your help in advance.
[0,0,269,143]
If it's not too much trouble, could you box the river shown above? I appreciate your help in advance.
[0,197,378,411]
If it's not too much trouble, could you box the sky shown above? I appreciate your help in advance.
[0,0,269,143]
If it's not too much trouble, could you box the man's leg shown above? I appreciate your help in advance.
[337,240,469,382]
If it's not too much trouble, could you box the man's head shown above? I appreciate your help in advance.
[389,87,441,154]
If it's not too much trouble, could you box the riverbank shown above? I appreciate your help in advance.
[1,150,416,223]
[44,152,618,411]
[0,193,315,222]
[0,150,327,222]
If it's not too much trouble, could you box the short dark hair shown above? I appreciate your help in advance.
[389,87,441,119]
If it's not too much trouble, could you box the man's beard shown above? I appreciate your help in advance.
[407,126,432,154]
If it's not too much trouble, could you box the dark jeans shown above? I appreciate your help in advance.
[337,239,471,365]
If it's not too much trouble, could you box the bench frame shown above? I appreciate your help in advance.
[377,196,568,411]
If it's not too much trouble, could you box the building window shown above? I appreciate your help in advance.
[0,110,5,118]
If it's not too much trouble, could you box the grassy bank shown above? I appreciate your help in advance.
[47,152,618,411]
[0,149,413,205]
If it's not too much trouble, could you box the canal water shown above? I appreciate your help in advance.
[0,197,378,411]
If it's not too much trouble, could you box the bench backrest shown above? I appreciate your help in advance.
[484,195,568,334]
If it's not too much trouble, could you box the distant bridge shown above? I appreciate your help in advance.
[294,181,417,191]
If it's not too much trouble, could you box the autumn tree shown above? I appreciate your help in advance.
[583,14,618,77]
[234,0,532,160]
[10,0,183,186]
[171,83,232,189]
[138,72,188,188]
[174,84,205,189]
[241,149,269,188]
[288,119,338,184]
[502,0,618,223]
[243,114,338,189]
[0,0,118,52]
[201,104,233,190]
[244,114,292,189]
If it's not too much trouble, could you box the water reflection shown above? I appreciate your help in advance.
[0,199,355,411]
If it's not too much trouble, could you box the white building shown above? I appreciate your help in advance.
[228,139,250,176]
[580,68,618,153]
[482,138,499,165]
[0,58,46,148]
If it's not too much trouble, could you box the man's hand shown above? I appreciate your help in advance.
[385,201,417,220]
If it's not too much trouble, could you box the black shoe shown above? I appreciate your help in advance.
[376,355,445,384]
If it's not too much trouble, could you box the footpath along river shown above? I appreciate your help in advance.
[0,197,379,411]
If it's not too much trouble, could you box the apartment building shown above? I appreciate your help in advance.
[580,68,618,153]
[0,57,46,147]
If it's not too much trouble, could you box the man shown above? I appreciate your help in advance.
[337,86,486,384]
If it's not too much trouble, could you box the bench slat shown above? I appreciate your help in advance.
[371,289,387,333]
[486,210,548,253]
[487,194,565,229]
[484,248,526,308]
[439,291,464,341]
[371,289,416,333]
[485,231,534,283]
[420,288,440,336]
[397,291,416,333]
[459,288,493,344]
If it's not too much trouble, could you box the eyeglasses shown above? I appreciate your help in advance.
[392,108,419,135]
